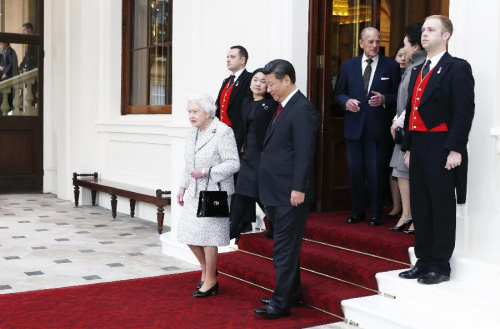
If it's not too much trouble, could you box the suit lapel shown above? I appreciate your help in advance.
[370,56,386,93]
[419,52,453,107]
[263,92,301,146]
[227,69,248,108]
[195,119,218,152]
[352,57,364,93]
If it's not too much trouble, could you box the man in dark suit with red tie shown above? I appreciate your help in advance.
[398,15,475,285]
[215,45,252,135]
[254,59,318,319]
[334,27,401,226]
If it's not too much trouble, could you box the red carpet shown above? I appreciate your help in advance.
[218,210,414,317]
[0,271,335,329]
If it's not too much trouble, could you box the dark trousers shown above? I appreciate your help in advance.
[229,194,264,239]
[266,202,308,312]
[346,136,388,218]
[410,132,457,276]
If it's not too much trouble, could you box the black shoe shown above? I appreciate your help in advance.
[254,306,290,319]
[398,267,426,279]
[389,217,413,231]
[346,214,365,224]
[403,229,415,234]
[193,282,219,298]
[368,217,382,226]
[196,269,218,289]
[418,272,450,285]
[261,297,300,308]
[239,222,253,233]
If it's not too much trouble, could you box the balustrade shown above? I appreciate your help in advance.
[0,69,38,116]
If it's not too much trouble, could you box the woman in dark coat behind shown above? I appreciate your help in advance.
[230,68,278,241]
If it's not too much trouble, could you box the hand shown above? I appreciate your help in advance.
[177,187,186,206]
[404,151,410,168]
[290,190,305,207]
[445,150,462,170]
[190,168,205,179]
[368,91,385,107]
[390,121,398,139]
[345,99,361,112]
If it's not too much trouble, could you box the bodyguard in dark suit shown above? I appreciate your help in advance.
[334,27,400,225]
[215,45,252,136]
[254,59,318,319]
[399,15,474,285]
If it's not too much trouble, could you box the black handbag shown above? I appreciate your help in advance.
[196,168,229,218]
[394,127,404,144]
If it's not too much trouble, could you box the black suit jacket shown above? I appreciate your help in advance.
[334,54,400,140]
[235,97,278,152]
[19,44,38,71]
[215,69,252,133]
[1,47,19,79]
[402,52,475,203]
[258,91,318,206]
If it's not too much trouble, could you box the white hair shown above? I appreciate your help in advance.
[187,93,216,118]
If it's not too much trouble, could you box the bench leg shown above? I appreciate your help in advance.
[74,185,80,207]
[91,190,97,206]
[111,195,117,219]
[130,199,136,218]
[157,206,165,234]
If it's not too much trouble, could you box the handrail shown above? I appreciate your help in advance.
[0,68,38,89]
[0,68,38,116]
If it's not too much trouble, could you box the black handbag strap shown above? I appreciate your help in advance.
[203,167,222,191]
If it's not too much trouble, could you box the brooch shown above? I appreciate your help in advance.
[262,103,269,110]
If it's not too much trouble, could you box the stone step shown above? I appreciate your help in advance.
[341,292,499,329]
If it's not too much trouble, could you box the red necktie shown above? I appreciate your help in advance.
[274,104,283,122]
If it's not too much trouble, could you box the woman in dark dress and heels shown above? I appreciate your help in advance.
[230,68,278,241]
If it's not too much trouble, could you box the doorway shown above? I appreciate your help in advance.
[0,0,44,192]
[308,0,448,212]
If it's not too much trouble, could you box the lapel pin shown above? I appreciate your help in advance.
[437,67,442,74]
[236,81,239,86]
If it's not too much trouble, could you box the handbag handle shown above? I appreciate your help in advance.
[203,167,222,191]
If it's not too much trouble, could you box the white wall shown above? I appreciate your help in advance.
[43,0,310,227]
[449,0,500,264]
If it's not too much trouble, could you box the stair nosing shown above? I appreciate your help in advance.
[302,237,411,266]
[218,269,347,323]
[235,247,386,296]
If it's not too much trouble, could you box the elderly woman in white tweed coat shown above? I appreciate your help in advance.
[177,93,240,298]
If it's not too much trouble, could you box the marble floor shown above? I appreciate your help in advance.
[0,193,198,295]
[0,193,348,328]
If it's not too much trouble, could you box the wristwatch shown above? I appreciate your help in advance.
[202,169,206,177]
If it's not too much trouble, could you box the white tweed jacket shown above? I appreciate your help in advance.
[180,118,240,198]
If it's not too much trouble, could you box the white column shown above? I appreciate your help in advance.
[449,0,500,264]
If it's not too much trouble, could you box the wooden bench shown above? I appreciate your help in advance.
[72,172,171,234]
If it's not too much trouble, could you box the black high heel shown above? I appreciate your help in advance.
[196,269,219,289]
[193,282,219,298]
[389,217,413,231]
[403,229,415,234]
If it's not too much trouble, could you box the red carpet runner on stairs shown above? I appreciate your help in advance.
[218,210,414,319]
[0,210,413,328]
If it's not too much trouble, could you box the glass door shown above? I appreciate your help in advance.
[0,0,44,192]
